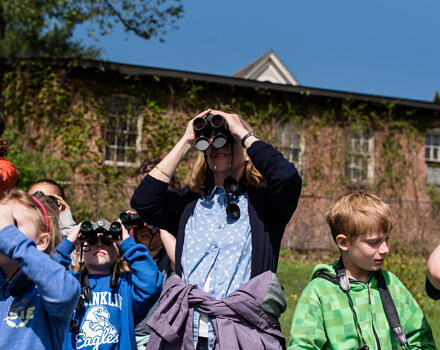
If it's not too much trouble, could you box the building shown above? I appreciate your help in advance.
[1,56,439,249]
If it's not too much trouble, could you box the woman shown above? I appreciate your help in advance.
[131,109,302,350]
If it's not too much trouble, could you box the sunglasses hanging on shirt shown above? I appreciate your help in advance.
[224,143,240,220]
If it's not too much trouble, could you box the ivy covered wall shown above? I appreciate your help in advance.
[1,58,439,249]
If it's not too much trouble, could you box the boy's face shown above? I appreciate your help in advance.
[338,231,390,281]
[83,236,119,274]
[134,225,163,258]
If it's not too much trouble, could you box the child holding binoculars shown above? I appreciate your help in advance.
[0,189,80,350]
[51,219,163,350]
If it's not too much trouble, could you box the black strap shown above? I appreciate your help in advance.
[316,262,410,350]
[316,265,369,350]
[374,270,408,348]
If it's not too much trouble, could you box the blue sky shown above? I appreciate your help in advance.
[76,1,440,102]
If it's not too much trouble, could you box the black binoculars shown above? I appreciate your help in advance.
[79,220,122,245]
[120,212,144,228]
[193,113,233,151]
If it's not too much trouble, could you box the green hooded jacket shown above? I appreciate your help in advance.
[288,262,437,350]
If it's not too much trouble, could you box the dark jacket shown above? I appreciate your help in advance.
[130,140,302,277]
[146,271,287,350]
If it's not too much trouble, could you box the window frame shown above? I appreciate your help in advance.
[103,95,143,167]
[346,130,374,184]
[426,128,440,185]
[273,123,305,177]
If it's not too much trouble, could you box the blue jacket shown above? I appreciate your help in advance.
[131,140,302,277]
[53,237,163,350]
[0,225,80,350]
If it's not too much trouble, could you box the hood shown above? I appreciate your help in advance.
[310,262,337,280]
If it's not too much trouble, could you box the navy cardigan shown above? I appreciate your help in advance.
[130,141,302,278]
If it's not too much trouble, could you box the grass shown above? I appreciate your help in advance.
[276,249,440,346]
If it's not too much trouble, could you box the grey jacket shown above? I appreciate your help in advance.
[146,271,286,350]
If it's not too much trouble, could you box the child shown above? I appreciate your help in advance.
[28,179,76,237]
[0,189,80,349]
[288,192,436,350]
[52,218,163,350]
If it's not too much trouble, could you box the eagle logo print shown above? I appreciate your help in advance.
[75,306,119,349]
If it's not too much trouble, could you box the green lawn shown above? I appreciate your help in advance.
[276,254,440,346]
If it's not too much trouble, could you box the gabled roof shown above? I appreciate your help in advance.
[232,50,299,85]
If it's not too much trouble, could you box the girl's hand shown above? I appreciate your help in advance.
[208,110,249,141]
[0,205,14,231]
[117,219,131,241]
[67,223,81,244]
[182,109,212,146]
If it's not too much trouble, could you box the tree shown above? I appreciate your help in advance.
[434,91,440,104]
[0,0,183,58]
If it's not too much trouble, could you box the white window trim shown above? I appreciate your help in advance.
[273,124,305,177]
[347,132,374,184]
[103,96,143,167]
[425,128,440,163]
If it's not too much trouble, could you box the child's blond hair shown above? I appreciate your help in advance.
[326,191,392,242]
[0,189,61,253]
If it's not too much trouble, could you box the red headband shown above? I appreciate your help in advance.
[31,196,50,233]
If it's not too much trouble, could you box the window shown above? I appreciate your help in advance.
[426,130,440,185]
[273,124,305,176]
[103,96,143,166]
[426,132,440,162]
[346,131,374,183]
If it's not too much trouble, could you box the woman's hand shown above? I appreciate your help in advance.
[209,110,249,141]
[182,109,212,146]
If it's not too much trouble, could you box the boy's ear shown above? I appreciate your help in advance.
[335,234,349,251]
[36,232,50,252]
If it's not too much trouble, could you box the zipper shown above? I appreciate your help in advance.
[367,283,381,350]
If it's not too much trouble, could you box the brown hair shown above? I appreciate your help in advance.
[187,115,264,195]
[326,191,393,242]
[0,189,61,253]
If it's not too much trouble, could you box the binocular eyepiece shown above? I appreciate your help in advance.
[193,113,233,151]
[79,220,122,246]
[119,212,144,228]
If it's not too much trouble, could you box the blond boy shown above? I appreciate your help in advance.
[288,192,436,349]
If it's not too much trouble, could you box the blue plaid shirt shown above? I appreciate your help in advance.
[181,186,252,349]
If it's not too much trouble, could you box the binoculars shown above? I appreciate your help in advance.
[79,220,122,245]
[193,113,233,151]
[120,212,144,228]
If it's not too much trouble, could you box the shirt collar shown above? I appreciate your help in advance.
[207,185,225,198]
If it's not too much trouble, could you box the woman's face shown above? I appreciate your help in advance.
[206,139,247,176]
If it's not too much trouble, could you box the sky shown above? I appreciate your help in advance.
[76,1,440,102]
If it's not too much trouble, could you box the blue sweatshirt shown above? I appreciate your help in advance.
[0,225,81,349]
[53,237,163,350]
